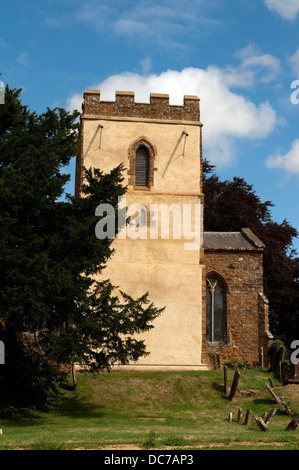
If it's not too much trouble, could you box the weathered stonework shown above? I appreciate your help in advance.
[77,89,205,371]
[82,90,201,122]
[203,229,273,367]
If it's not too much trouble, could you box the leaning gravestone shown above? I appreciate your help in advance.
[289,363,299,383]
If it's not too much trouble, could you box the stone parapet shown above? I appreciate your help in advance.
[82,90,201,122]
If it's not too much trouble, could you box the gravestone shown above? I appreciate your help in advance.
[289,363,299,383]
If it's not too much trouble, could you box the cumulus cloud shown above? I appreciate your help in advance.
[290,48,299,76]
[0,38,7,47]
[235,44,281,84]
[264,0,299,20]
[139,57,152,75]
[16,52,30,66]
[266,139,299,175]
[217,45,281,91]
[47,0,218,53]
[113,18,150,36]
[67,64,279,167]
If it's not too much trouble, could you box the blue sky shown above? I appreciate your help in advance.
[1,0,299,250]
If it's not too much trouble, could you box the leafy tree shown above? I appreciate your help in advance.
[0,86,162,409]
[203,158,299,345]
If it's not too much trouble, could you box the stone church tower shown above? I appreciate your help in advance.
[76,89,272,370]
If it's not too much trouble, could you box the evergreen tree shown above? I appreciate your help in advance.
[203,158,299,345]
[0,87,163,409]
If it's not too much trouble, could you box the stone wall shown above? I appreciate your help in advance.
[76,88,207,370]
[203,246,273,367]
[82,90,201,122]
[76,88,272,371]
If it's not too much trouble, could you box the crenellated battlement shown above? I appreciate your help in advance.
[82,90,201,122]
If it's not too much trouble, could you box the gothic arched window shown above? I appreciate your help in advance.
[135,145,149,187]
[206,276,226,342]
[128,138,156,190]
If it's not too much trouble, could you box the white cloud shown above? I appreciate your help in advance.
[290,48,299,76]
[66,93,83,114]
[67,65,278,167]
[16,52,30,66]
[139,57,152,75]
[264,0,299,20]
[266,139,299,175]
[47,0,218,52]
[113,18,150,36]
[75,3,116,31]
[0,38,7,47]
[235,44,281,84]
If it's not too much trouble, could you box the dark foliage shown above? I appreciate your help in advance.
[0,86,163,409]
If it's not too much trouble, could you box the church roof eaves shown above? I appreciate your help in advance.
[204,228,264,251]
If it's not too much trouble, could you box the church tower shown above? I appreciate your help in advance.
[76,90,207,370]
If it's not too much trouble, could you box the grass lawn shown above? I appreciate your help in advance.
[0,369,298,450]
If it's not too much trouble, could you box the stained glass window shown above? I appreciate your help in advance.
[206,277,225,342]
